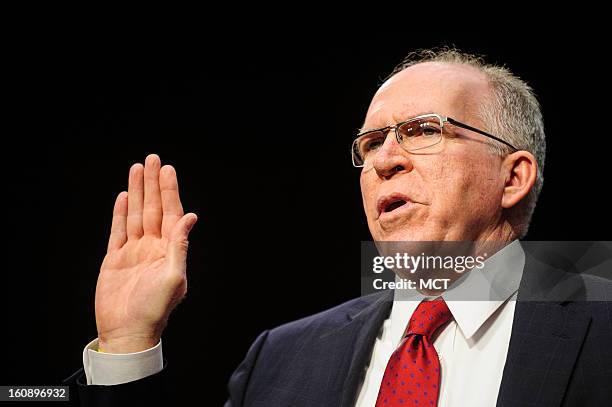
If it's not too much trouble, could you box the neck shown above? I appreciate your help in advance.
[474,219,517,249]
[410,223,518,297]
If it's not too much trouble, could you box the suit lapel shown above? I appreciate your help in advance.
[497,253,592,407]
[341,290,394,407]
[314,290,393,407]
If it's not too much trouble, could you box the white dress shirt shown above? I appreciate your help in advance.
[82,338,163,385]
[355,240,525,406]
[84,240,525,407]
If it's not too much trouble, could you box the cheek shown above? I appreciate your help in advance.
[427,156,501,216]
[464,160,503,203]
[360,172,376,211]
[420,157,458,201]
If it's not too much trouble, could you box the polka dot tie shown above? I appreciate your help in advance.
[375,299,452,407]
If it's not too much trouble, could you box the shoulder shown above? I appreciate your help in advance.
[262,291,389,347]
[521,250,611,302]
[578,273,612,300]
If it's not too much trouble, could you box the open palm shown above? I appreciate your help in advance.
[95,154,197,353]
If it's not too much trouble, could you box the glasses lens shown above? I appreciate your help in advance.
[352,131,385,167]
[397,116,443,151]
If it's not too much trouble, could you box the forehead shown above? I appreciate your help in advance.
[363,62,490,130]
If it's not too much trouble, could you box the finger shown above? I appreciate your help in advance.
[167,213,198,272]
[160,165,184,239]
[127,163,144,240]
[143,154,163,236]
[107,191,128,252]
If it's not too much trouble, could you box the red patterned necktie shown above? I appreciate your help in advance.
[375,299,452,407]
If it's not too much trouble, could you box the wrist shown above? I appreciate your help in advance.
[97,335,160,354]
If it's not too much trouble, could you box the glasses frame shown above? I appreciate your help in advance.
[351,113,519,168]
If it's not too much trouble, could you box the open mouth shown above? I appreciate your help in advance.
[384,199,408,213]
[377,194,412,217]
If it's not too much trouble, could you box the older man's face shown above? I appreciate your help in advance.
[360,62,507,242]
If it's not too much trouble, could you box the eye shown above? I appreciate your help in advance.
[360,133,385,153]
[363,138,383,152]
[420,124,441,137]
[399,120,442,139]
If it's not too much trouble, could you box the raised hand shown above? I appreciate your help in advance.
[94,154,198,353]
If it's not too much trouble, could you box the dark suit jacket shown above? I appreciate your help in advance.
[65,251,612,406]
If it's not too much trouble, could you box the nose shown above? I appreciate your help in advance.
[372,130,413,179]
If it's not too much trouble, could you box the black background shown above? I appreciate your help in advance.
[4,30,611,405]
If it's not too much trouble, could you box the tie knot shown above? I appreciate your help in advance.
[406,299,452,339]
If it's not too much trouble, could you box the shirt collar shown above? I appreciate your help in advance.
[388,240,525,345]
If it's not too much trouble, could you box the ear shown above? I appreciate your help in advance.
[501,151,537,209]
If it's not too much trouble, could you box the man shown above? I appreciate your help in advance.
[65,49,611,406]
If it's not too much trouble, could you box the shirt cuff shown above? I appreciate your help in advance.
[82,338,163,385]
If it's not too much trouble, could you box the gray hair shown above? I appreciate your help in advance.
[387,48,546,238]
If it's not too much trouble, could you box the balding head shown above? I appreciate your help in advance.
[367,61,492,131]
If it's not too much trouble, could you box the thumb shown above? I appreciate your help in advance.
[167,213,198,271]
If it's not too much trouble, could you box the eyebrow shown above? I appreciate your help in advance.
[358,111,432,134]
[357,125,381,134]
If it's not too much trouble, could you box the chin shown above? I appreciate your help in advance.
[373,226,434,242]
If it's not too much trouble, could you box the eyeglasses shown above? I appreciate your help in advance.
[351,113,518,168]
